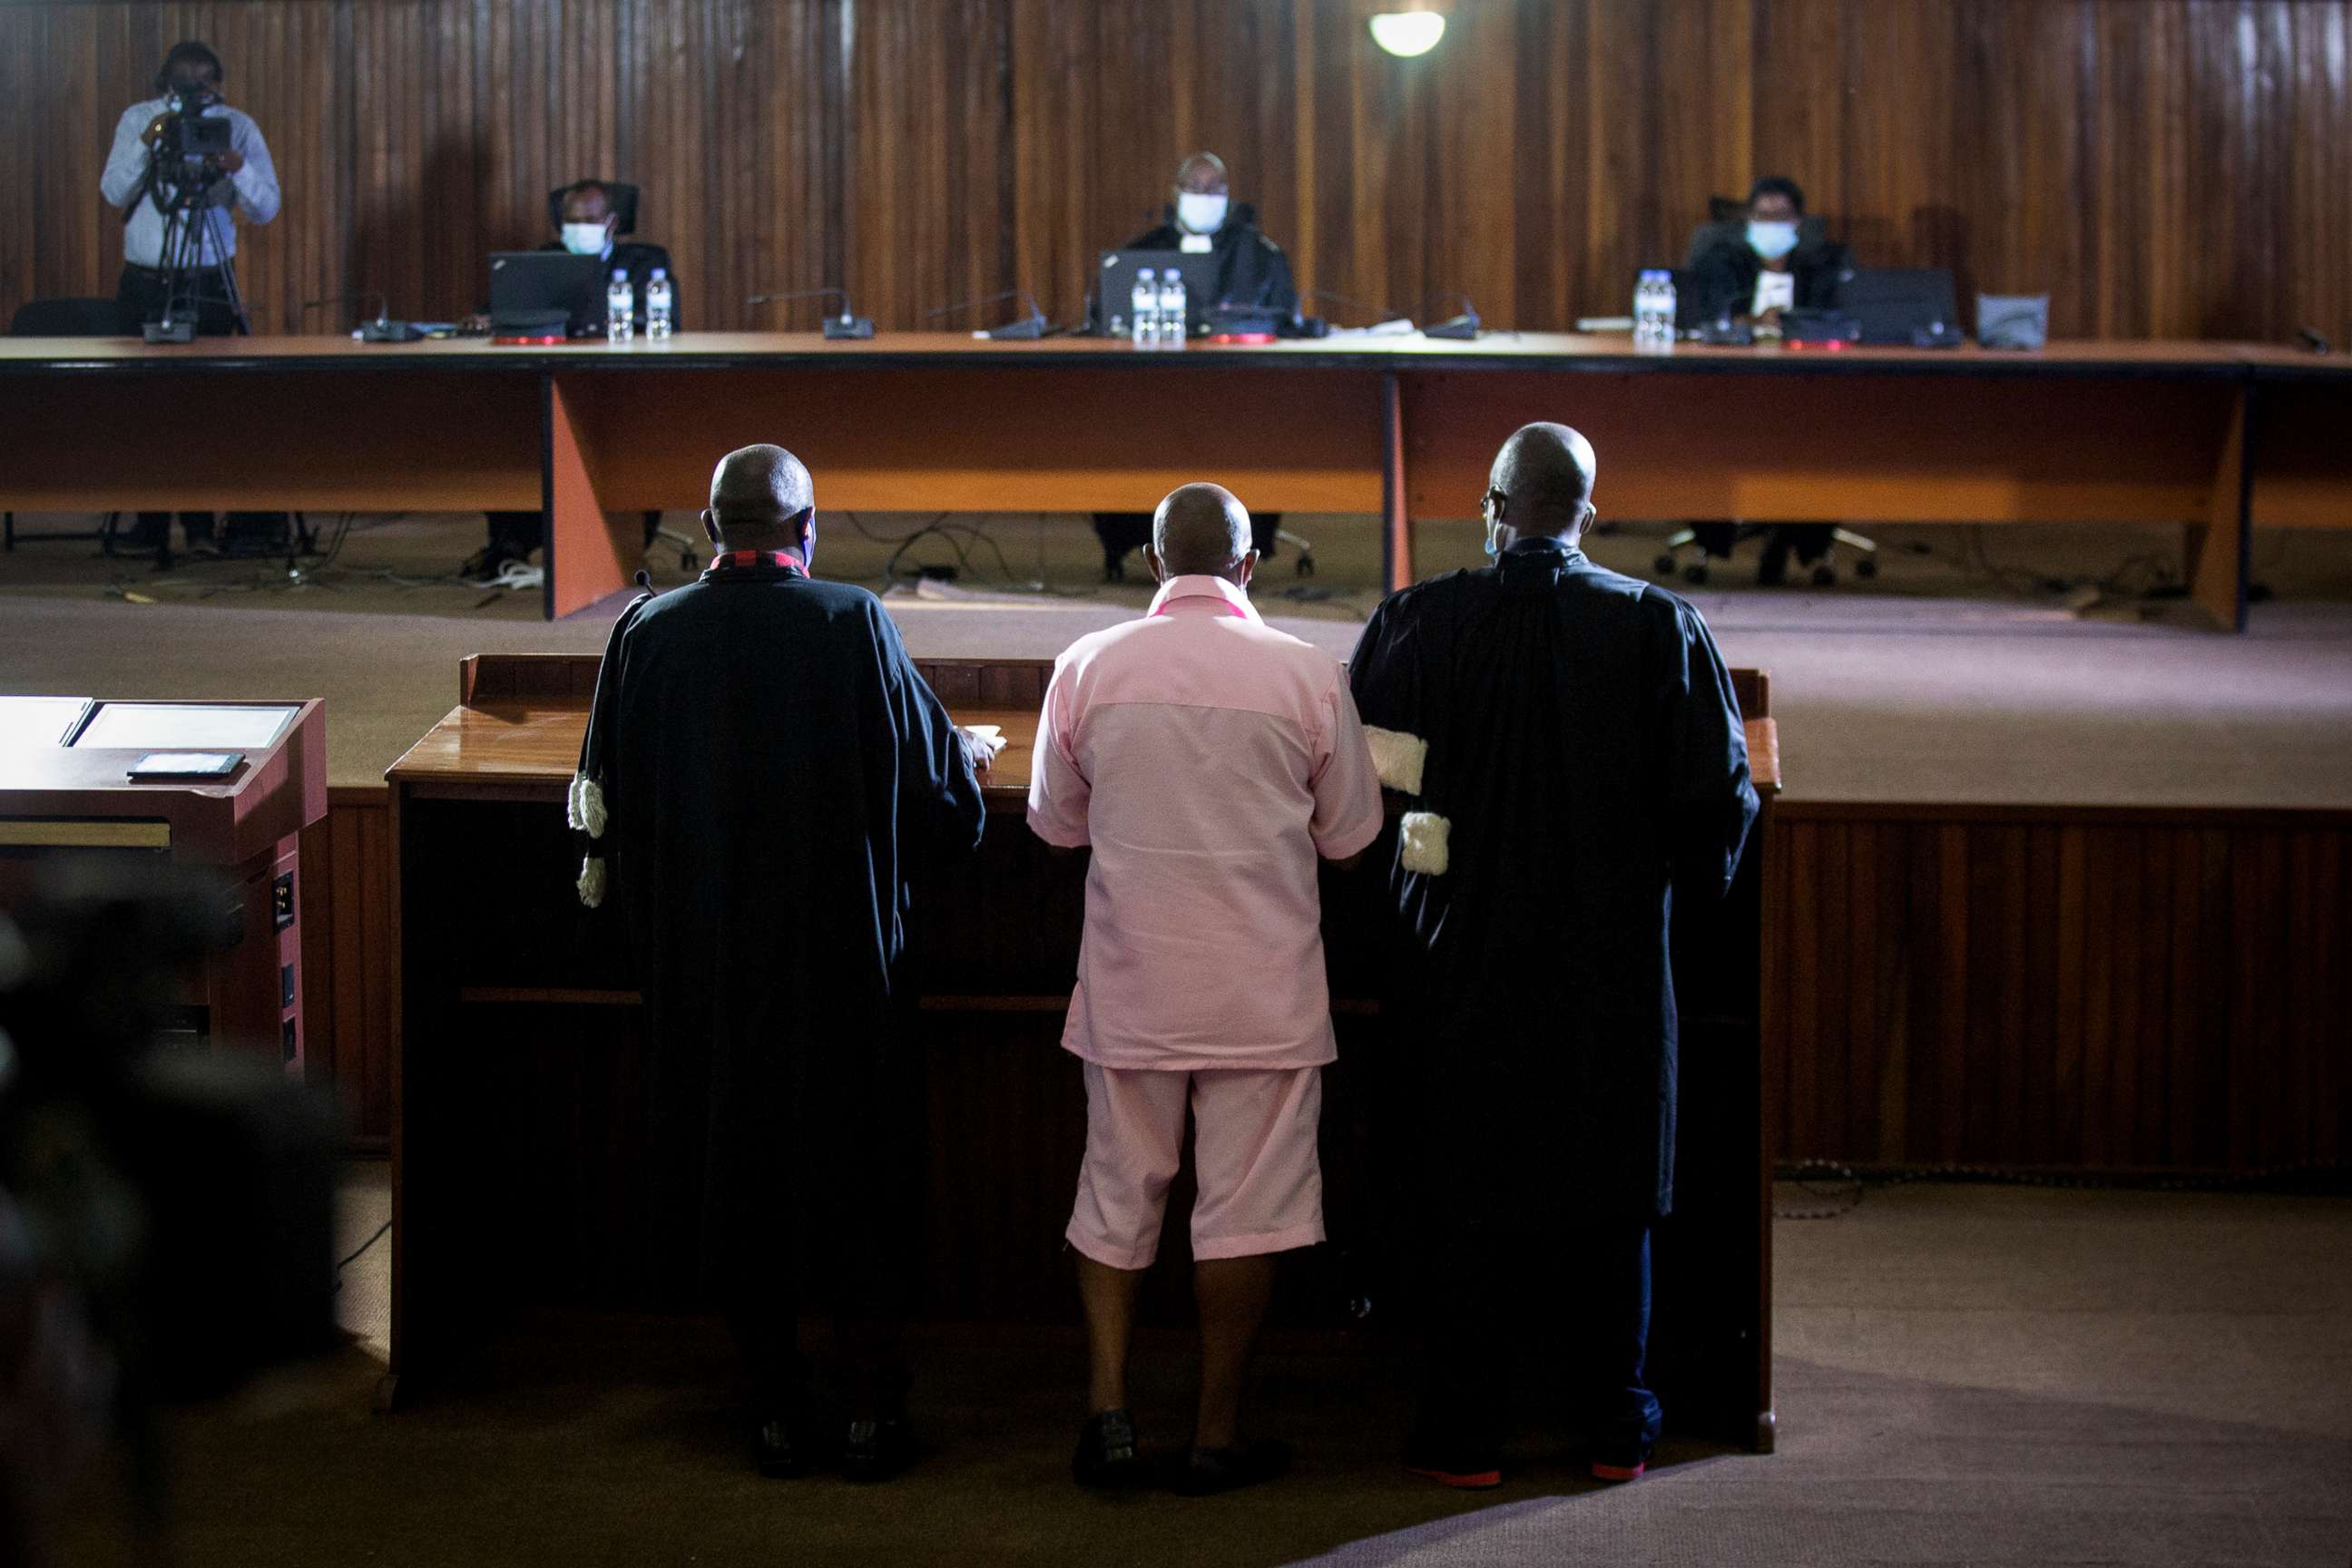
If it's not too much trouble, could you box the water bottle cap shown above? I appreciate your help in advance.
[1138,269,1154,279]
[613,269,628,279]
[651,268,666,279]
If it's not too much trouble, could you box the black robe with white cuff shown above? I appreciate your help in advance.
[1347,539,1759,1220]
[570,559,985,1302]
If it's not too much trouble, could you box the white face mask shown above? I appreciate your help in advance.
[1176,192,1229,236]
[1746,220,1798,261]
[561,222,611,258]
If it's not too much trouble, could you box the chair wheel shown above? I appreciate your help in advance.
[1682,564,1710,586]
[1653,554,1678,576]
[1811,564,1837,587]
[1296,554,1315,578]
[1855,556,1878,579]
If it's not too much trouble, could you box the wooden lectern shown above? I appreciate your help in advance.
[385,656,1781,1449]
[0,696,328,1067]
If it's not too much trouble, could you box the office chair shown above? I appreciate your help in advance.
[5,299,126,554]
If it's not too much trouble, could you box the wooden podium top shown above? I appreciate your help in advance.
[388,655,1779,808]
[0,697,328,863]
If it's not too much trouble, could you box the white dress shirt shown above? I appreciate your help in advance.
[101,98,280,269]
[1750,268,1797,318]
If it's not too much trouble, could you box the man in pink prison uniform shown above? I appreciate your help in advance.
[1027,483,1385,1496]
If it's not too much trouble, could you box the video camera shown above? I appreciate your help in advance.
[155,85,234,162]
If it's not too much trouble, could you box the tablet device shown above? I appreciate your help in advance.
[126,751,244,779]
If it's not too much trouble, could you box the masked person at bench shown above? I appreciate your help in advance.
[1089,153,1298,583]
[1689,176,1853,583]
[569,444,990,1483]
[468,179,681,581]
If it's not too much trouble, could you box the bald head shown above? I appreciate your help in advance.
[1149,483,1254,583]
[704,444,816,553]
[1488,422,1598,542]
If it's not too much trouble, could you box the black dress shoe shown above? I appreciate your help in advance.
[1171,1437,1290,1497]
[751,1407,826,1479]
[840,1415,917,1484]
[1072,1407,1147,1489]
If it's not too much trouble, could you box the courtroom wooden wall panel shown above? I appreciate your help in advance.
[300,788,394,1150]
[9,0,2351,342]
[1764,803,2352,1175]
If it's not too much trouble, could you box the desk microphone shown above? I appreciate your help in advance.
[2296,325,2333,356]
[747,288,875,339]
[1423,294,1484,341]
[1295,289,1412,337]
[928,289,1048,340]
[302,291,423,343]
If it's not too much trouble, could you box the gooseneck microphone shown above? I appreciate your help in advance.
[747,288,875,340]
[926,289,1048,340]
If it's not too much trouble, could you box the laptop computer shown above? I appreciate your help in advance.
[1097,248,1224,336]
[488,251,608,338]
[1838,268,1963,346]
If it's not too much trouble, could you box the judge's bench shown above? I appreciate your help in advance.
[383,654,1782,1448]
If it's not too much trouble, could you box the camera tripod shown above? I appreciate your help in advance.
[137,156,250,342]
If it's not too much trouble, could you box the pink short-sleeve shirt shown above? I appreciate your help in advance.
[1027,574,1387,1071]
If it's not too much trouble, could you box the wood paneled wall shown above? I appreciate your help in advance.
[300,786,393,1152]
[6,0,2349,340]
[1763,802,2350,1174]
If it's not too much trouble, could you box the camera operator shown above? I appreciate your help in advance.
[100,41,281,556]
[101,41,279,337]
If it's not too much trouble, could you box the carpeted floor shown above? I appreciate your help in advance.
[56,1177,2352,1567]
[4,512,2352,805]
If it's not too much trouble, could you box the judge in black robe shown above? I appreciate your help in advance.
[569,444,987,1480]
[1346,423,1758,1487]
[1090,152,1298,580]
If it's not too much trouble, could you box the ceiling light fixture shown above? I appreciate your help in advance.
[1368,12,1446,58]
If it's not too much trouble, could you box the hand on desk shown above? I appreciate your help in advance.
[959,725,1006,776]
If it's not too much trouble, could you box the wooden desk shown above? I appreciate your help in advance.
[0,697,328,1065]
[7,332,2341,628]
[384,652,1783,1450]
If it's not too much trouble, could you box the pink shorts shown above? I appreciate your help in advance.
[1067,1062,1325,1270]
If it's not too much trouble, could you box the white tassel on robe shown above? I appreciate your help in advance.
[1399,811,1450,876]
[567,773,609,838]
[1363,726,1428,796]
[577,855,608,909]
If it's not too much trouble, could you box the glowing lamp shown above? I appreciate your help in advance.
[1368,12,1446,58]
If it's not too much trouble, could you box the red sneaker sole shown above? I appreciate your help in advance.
[1406,1464,1503,1490]
[1590,1461,1647,1483]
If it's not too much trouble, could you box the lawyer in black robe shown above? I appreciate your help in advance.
[568,463,984,1469]
[1347,425,1758,1481]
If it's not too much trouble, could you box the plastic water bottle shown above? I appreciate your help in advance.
[644,269,673,340]
[1633,270,1676,351]
[1160,270,1188,348]
[1132,269,1157,346]
[606,270,634,344]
